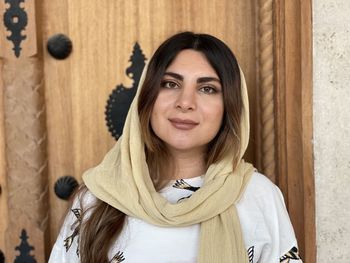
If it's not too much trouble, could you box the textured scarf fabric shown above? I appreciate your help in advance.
[83,62,255,262]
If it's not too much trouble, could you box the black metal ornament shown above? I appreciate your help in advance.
[54,176,78,200]
[14,229,36,263]
[3,0,28,58]
[47,34,73,60]
[105,42,146,140]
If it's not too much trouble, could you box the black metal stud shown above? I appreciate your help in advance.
[47,33,73,60]
[54,176,78,200]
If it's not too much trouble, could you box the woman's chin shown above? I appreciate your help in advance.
[165,143,206,155]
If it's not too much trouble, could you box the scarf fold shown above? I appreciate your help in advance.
[83,61,255,262]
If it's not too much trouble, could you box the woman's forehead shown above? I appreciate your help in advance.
[165,50,219,79]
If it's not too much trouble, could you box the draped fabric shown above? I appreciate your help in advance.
[83,61,255,262]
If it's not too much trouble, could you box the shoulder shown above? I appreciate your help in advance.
[240,172,284,204]
[247,172,280,192]
[59,187,96,221]
[73,185,98,207]
[63,187,100,227]
[237,171,291,224]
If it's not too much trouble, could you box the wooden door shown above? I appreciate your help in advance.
[0,0,314,262]
[42,0,258,257]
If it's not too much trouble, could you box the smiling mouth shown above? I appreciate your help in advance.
[168,118,199,130]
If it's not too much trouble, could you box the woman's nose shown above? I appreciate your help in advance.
[175,86,196,112]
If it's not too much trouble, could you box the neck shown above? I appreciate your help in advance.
[167,148,206,180]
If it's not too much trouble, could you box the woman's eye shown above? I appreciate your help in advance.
[199,86,217,94]
[161,81,179,89]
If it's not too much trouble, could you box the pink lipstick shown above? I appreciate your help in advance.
[168,118,199,130]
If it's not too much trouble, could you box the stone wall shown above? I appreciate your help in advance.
[313,0,350,262]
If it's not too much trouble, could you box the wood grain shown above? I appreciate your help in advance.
[40,0,76,251]
[274,0,316,262]
[42,0,258,250]
[0,59,8,260]
[300,1,316,262]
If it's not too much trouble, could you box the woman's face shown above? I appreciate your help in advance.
[150,49,224,155]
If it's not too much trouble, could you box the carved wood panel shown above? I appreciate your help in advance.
[0,0,47,262]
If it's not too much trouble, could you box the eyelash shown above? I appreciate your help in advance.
[160,80,179,89]
[199,86,218,94]
[160,80,219,94]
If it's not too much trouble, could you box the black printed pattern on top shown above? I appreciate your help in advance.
[247,246,254,263]
[63,208,126,262]
[172,179,302,263]
[173,179,201,192]
[173,179,200,202]
[109,251,125,262]
[280,247,301,262]
[62,181,300,263]
[64,208,82,256]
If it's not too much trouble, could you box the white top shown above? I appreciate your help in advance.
[49,172,302,263]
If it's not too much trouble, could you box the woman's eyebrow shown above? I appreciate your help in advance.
[197,77,221,84]
[164,72,183,81]
[164,72,220,84]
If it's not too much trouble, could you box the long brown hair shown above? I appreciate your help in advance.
[78,32,243,262]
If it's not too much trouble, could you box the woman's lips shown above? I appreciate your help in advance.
[168,118,199,130]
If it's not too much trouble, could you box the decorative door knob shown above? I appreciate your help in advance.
[47,33,73,60]
[54,176,78,200]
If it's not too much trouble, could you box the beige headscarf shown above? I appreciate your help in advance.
[83,59,255,262]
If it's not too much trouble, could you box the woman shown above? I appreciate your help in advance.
[49,32,302,263]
